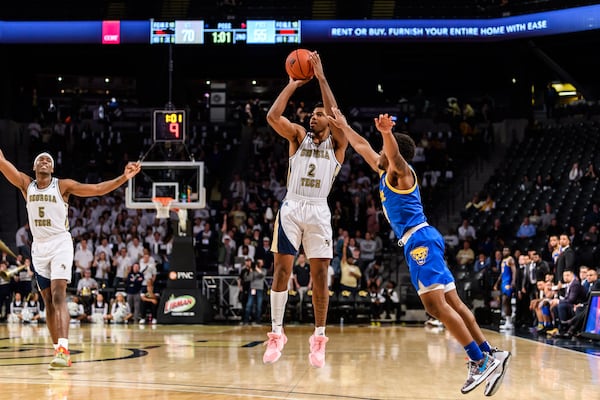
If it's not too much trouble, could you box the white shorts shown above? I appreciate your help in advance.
[271,197,333,259]
[31,232,74,282]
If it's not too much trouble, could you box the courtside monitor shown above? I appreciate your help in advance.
[581,290,600,341]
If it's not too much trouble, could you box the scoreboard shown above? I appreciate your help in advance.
[150,19,300,45]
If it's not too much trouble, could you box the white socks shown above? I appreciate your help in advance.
[270,290,288,334]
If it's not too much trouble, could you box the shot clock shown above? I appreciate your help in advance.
[153,110,186,142]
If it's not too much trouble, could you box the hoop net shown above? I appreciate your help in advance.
[177,208,188,233]
[152,197,174,219]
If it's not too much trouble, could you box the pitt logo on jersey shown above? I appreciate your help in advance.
[410,246,429,266]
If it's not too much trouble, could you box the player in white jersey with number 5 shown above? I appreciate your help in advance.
[263,51,347,368]
[0,150,140,369]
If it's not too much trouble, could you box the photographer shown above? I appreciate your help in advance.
[237,257,253,319]
[242,258,266,325]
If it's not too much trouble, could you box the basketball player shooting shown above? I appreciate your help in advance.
[0,149,140,369]
[263,50,348,368]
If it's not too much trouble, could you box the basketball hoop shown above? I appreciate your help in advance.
[152,197,174,219]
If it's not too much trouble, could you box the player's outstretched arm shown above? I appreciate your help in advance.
[61,161,141,198]
[375,114,413,190]
[0,149,32,197]
[311,52,348,156]
[374,114,404,170]
[328,107,379,172]
[266,77,309,144]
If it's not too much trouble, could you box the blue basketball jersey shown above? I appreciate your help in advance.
[378,167,454,292]
[379,168,427,238]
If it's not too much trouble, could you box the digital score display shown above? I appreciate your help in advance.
[150,20,300,45]
[205,20,299,44]
[151,20,204,44]
[153,110,186,142]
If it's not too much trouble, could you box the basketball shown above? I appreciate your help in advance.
[285,48,314,80]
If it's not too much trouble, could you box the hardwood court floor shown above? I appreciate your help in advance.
[0,321,598,400]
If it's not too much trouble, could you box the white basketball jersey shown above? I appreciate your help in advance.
[286,133,340,200]
[26,178,69,240]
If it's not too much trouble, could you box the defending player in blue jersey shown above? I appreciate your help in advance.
[327,107,510,396]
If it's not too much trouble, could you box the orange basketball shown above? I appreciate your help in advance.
[285,48,314,80]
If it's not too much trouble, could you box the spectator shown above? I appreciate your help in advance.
[367,282,386,321]
[88,292,110,324]
[358,231,377,267]
[528,208,541,227]
[140,280,160,325]
[15,222,31,258]
[67,295,87,324]
[458,219,477,242]
[516,217,536,239]
[486,218,508,248]
[547,269,587,337]
[93,251,111,289]
[339,238,362,295]
[381,280,400,320]
[125,262,144,323]
[112,247,131,288]
[464,194,483,215]
[474,253,491,273]
[73,238,94,286]
[255,236,274,275]
[110,292,132,323]
[23,292,42,323]
[76,269,98,297]
[364,258,384,290]
[126,236,145,263]
[582,162,598,182]
[518,175,533,192]
[568,162,583,184]
[0,261,11,321]
[16,258,34,300]
[479,194,496,213]
[557,267,600,338]
[236,236,256,260]
[456,240,475,268]
[539,203,556,231]
[139,249,157,293]
[7,292,25,323]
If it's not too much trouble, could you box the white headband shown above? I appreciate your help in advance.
[33,152,54,169]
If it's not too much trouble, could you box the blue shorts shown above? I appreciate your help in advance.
[402,226,455,293]
[501,280,513,297]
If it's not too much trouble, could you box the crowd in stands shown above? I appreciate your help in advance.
[447,121,600,338]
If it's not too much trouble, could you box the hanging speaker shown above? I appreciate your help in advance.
[210,92,226,105]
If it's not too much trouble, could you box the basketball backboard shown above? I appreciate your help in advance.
[125,161,206,210]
